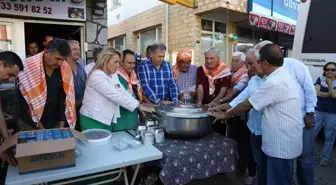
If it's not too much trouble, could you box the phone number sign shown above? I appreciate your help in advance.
[0,0,86,21]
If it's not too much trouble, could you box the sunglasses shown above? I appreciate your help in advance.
[324,68,336,72]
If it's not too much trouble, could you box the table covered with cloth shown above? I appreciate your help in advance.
[154,132,238,185]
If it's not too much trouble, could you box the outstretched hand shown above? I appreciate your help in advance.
[209,103,231,112]
[0,149,17,167]
[209,110,230,123]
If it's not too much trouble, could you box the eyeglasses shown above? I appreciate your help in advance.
[324,68,336,72]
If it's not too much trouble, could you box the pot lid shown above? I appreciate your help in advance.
[156,103,210,118]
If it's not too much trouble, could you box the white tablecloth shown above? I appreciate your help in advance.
[5,131,163,185]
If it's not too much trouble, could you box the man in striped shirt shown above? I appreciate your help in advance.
[255,41,317,185]
[137,43,179,104]
[211,44,303,185]
[211,49,267,185]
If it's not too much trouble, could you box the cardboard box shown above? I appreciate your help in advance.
[0,128,87,174]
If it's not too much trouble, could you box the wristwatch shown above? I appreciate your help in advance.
[306,112,315,116]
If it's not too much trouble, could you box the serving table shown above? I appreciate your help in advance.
[5,131,163,185]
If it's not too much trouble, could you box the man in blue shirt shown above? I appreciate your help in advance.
[67,40,87,131]
[211,48,266,185]
[137,43,178,104]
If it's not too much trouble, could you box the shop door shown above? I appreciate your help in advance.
[0,21,14,52]
[0,18,25,58]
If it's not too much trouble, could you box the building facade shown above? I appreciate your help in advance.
[108,0,249,65]
[108,0,299,66]
[0,0,108,62]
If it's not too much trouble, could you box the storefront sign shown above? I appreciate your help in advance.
[0,0,86,21]
[176,0,193,8]
[289,25,296,35]
[159,0,194,8]
[159,0,177,5]
[248,0,300,24]
[248,13,260,27]
[277,21,291,34]
[248,14,295,35]
[248,0,298,35]
[259,16,277,31]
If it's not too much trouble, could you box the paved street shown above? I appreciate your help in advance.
[187,139,336,185]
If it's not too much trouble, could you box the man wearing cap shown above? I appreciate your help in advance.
[173,49,198,102]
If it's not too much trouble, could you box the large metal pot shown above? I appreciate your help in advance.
[154,103,213,138]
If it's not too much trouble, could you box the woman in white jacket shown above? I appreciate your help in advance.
[80,47,154,131]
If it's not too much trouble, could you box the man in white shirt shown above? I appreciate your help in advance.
[85,47,103,75]
[254,41,317,185]
[211,44,303,185]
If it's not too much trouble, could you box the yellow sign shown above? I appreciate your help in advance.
[159,0,194,8]
[159,0,177,5]
[176,0,194,8]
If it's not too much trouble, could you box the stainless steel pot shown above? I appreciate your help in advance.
[154,103,213,138]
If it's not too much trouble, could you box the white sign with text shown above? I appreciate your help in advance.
[0,0,86,21]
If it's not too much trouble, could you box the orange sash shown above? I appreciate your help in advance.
[117,66,143,101]
[18,52,76,128]
[202,59,231,95]
[232,66,248,86]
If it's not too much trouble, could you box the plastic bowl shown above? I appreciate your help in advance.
[113,141,128,151]
[81,129,112,146]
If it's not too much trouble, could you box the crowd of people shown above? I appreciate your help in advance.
[0,37,335,185]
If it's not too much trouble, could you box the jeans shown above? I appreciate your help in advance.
[296,127,315,185]
[249,131,267,185]
[314,110,336,161]
[267,156,294,185]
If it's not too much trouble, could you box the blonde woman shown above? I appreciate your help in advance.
[80,47,155,131]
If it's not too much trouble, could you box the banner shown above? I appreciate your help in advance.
[0,0,86,21]
[259,16,277,31]
[277,21,291,34]
[248,0,300,24]
[289,25,296,35]
[248,14,296,35]
[248,13,260,27]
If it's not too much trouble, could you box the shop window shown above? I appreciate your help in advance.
[201,19,213,32]
[111,0,121,10]
[112,35,126,51]
[0,23,13,52]
[201,19,227,63]
[138,27,162,58]
[215,22,226,34]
